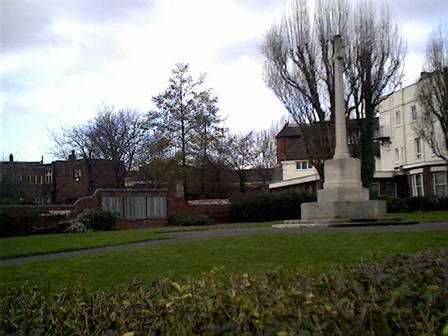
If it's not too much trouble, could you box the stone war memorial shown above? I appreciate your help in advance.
[276,35,389,227]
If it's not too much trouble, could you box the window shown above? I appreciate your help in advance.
[395,110,401,126]
[74,166,82,181]
[296,161,312,170]
[395,148,400,162]
[102,196,124,218]
[33,197,43,205]
[415,138,422,159]
[147,195,167,218]
[101,195,167,220]
[433,171,448,197]
[411,174,424,196]
[370,182,380,198]
[38,176,43,184]
[411,105,417,121]
[384,182,396,197]
[45,170,53,184]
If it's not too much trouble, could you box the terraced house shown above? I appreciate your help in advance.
[0,152,124,204]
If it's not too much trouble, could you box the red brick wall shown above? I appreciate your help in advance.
[1,188,231,230]
[276,137,299,164]
[54,159,124,204]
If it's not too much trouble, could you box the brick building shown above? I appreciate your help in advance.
[0,153,124,204]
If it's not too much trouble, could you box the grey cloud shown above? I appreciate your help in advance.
[215,38,264,63]
[235,0,281,11]
[0,0,156,53]
[389,0,448,22]
[0,0,63,52]
[63,0,155,23]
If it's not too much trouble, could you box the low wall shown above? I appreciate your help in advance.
[0,188,231,229]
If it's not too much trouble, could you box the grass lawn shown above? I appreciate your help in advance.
[1,211,446,259]
[0,230,169,259]
[387,210,448,223]
[0,221,281,259]
[1,230,447,292]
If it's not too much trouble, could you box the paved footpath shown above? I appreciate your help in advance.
[1,222,447,266]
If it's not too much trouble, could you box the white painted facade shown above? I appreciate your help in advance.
[376,82,446,172]
[270,79,448,197]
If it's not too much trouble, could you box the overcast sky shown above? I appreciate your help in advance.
[1,0,447,162]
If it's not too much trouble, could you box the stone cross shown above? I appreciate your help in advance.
[332,35,350,159]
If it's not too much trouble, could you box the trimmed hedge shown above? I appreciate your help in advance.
[230,191,316,222]
[168,213,215,226]
[0,213,67,238]
[1,249,447,335]
[0,209,118,237]
[379,195,448,212]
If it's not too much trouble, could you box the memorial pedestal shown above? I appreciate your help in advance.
[301,157,386,220]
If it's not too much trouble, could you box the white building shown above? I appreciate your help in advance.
[269,79,448,197]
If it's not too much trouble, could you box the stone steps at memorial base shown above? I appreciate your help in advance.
[274,217,419,228]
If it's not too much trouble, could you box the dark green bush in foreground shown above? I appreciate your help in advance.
[2,249,447,335]
[231,191,316,222]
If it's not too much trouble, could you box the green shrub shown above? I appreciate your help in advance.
[2,249,447,335]
[381,196,409,212]
[31,215,68,235]
[438,196,448,210]
[230,191,316,222]
[407,195,439,211]
[76,209,118,231]
[0,197,20,205]
[380,195,448,213]
[168,213,215,226]
[64,219,90,233]
[0,213,36,237]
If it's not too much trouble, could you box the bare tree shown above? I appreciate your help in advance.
[49,106,147,192]
[93,105,147,184]
[48,122,100,194]
[252,123,281,188]
[261,0,347,182]
[261,0,406,186]
[49,123,98,161]
[222,132,256,193]
[414,23,448,161]
[345,1,406,187]
[93,104,147,170]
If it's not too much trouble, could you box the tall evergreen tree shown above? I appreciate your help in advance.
[148,63,222,200]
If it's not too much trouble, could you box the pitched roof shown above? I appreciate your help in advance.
[276,124,301,138]
[284,137,309,160]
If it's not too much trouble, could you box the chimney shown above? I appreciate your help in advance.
[68,150,76,160]
[9,153,13,162]
[40,155,44,164]
[420,71,429,81]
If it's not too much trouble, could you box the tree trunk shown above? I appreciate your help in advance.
[87,159,94,195]
[360,53,375,189]
[239,170,246,193]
